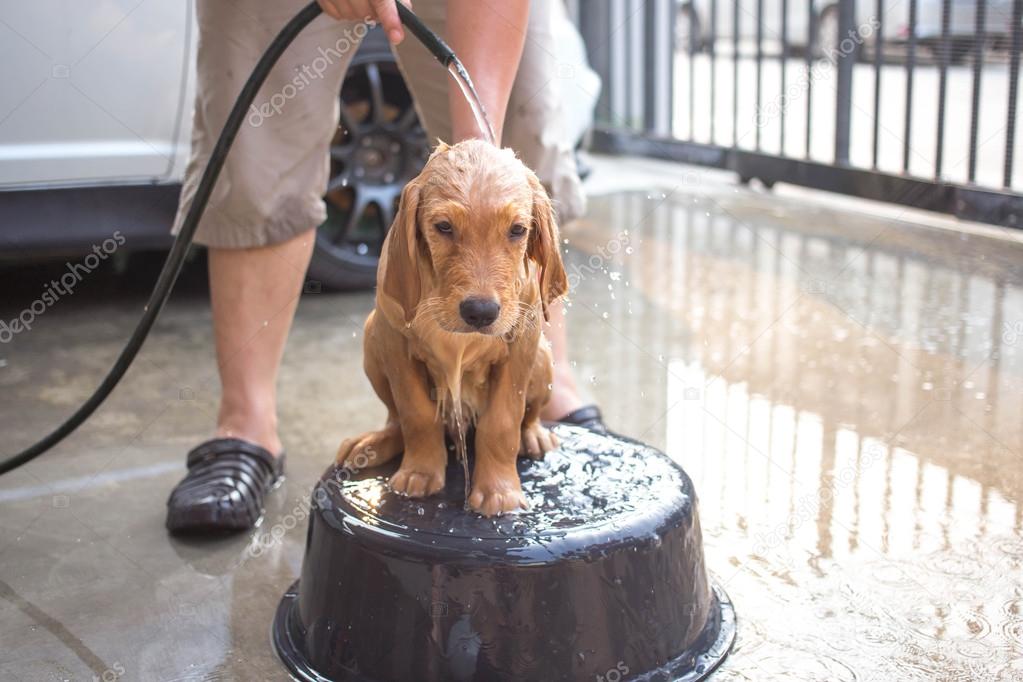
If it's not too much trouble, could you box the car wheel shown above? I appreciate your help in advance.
[306,32,429,291]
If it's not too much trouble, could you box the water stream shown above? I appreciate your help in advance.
[452,406,471,510]
[447,61,497,145]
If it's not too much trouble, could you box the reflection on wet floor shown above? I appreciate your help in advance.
[0,183,1020,680]
[567,191,1023,681]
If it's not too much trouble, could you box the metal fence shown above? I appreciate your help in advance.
[572,0,1023,229]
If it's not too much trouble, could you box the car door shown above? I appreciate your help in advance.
[0,1,193,189]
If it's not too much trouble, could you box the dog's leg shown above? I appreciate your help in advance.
[519,341,558,460]
[387,359,448,498]
[470,360,529,516]
[335,369,403,469]
[336,313,404,469]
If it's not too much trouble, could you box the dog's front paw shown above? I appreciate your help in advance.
[389,456,446,498]
[519,421,558,460]
[468,470,528,516]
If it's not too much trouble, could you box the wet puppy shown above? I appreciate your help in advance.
[336,140,567,516]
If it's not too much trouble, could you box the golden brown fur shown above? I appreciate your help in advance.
[336,140,568,516]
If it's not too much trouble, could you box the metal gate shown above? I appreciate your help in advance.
[572,0,1023,229]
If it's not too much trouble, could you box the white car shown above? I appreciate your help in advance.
[0,1,598,290]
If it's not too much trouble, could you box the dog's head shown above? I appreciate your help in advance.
[379,140,567,336]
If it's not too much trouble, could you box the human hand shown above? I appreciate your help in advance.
[316,0,407,44]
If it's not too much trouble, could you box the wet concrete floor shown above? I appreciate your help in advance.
[1,163,1021,680]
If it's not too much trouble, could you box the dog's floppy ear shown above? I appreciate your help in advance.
[380,176,424,325]
[527,172,568,321]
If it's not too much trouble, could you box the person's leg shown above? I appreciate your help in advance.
[209,233,315,455]
[167,0,364,531]
[538,300,582,419]
[500,2,589,421]
[174,2,365,453]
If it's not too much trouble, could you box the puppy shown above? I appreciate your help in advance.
[336,140,568,516]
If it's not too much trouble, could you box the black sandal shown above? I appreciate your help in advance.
[166,438,285,534]
[556,404,608,434]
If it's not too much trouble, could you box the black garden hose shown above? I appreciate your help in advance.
[0,2,459,475]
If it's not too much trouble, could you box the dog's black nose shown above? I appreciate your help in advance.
[459,297,500,329]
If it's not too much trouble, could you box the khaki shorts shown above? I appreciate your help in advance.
[173,0,585,249]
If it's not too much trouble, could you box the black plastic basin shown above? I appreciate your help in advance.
[272,425,735,681]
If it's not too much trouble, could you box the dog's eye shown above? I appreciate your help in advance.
[509,223,527,239]
[434,221,453,236]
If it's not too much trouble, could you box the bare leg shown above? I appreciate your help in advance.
[208,229,315,456]
[540,299,584,420]
[446,1,529,143]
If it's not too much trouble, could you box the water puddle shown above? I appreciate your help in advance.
[572,192,1023,681]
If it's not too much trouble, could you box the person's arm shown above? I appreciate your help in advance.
[446,1,529,144]
[318,0,406,45]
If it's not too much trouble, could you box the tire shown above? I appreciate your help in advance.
[306,28,429,291]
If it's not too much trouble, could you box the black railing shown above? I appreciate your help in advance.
[575,0,1023,230]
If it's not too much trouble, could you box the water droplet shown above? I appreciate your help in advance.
[601,312,608,319]
[625,246,634,255]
